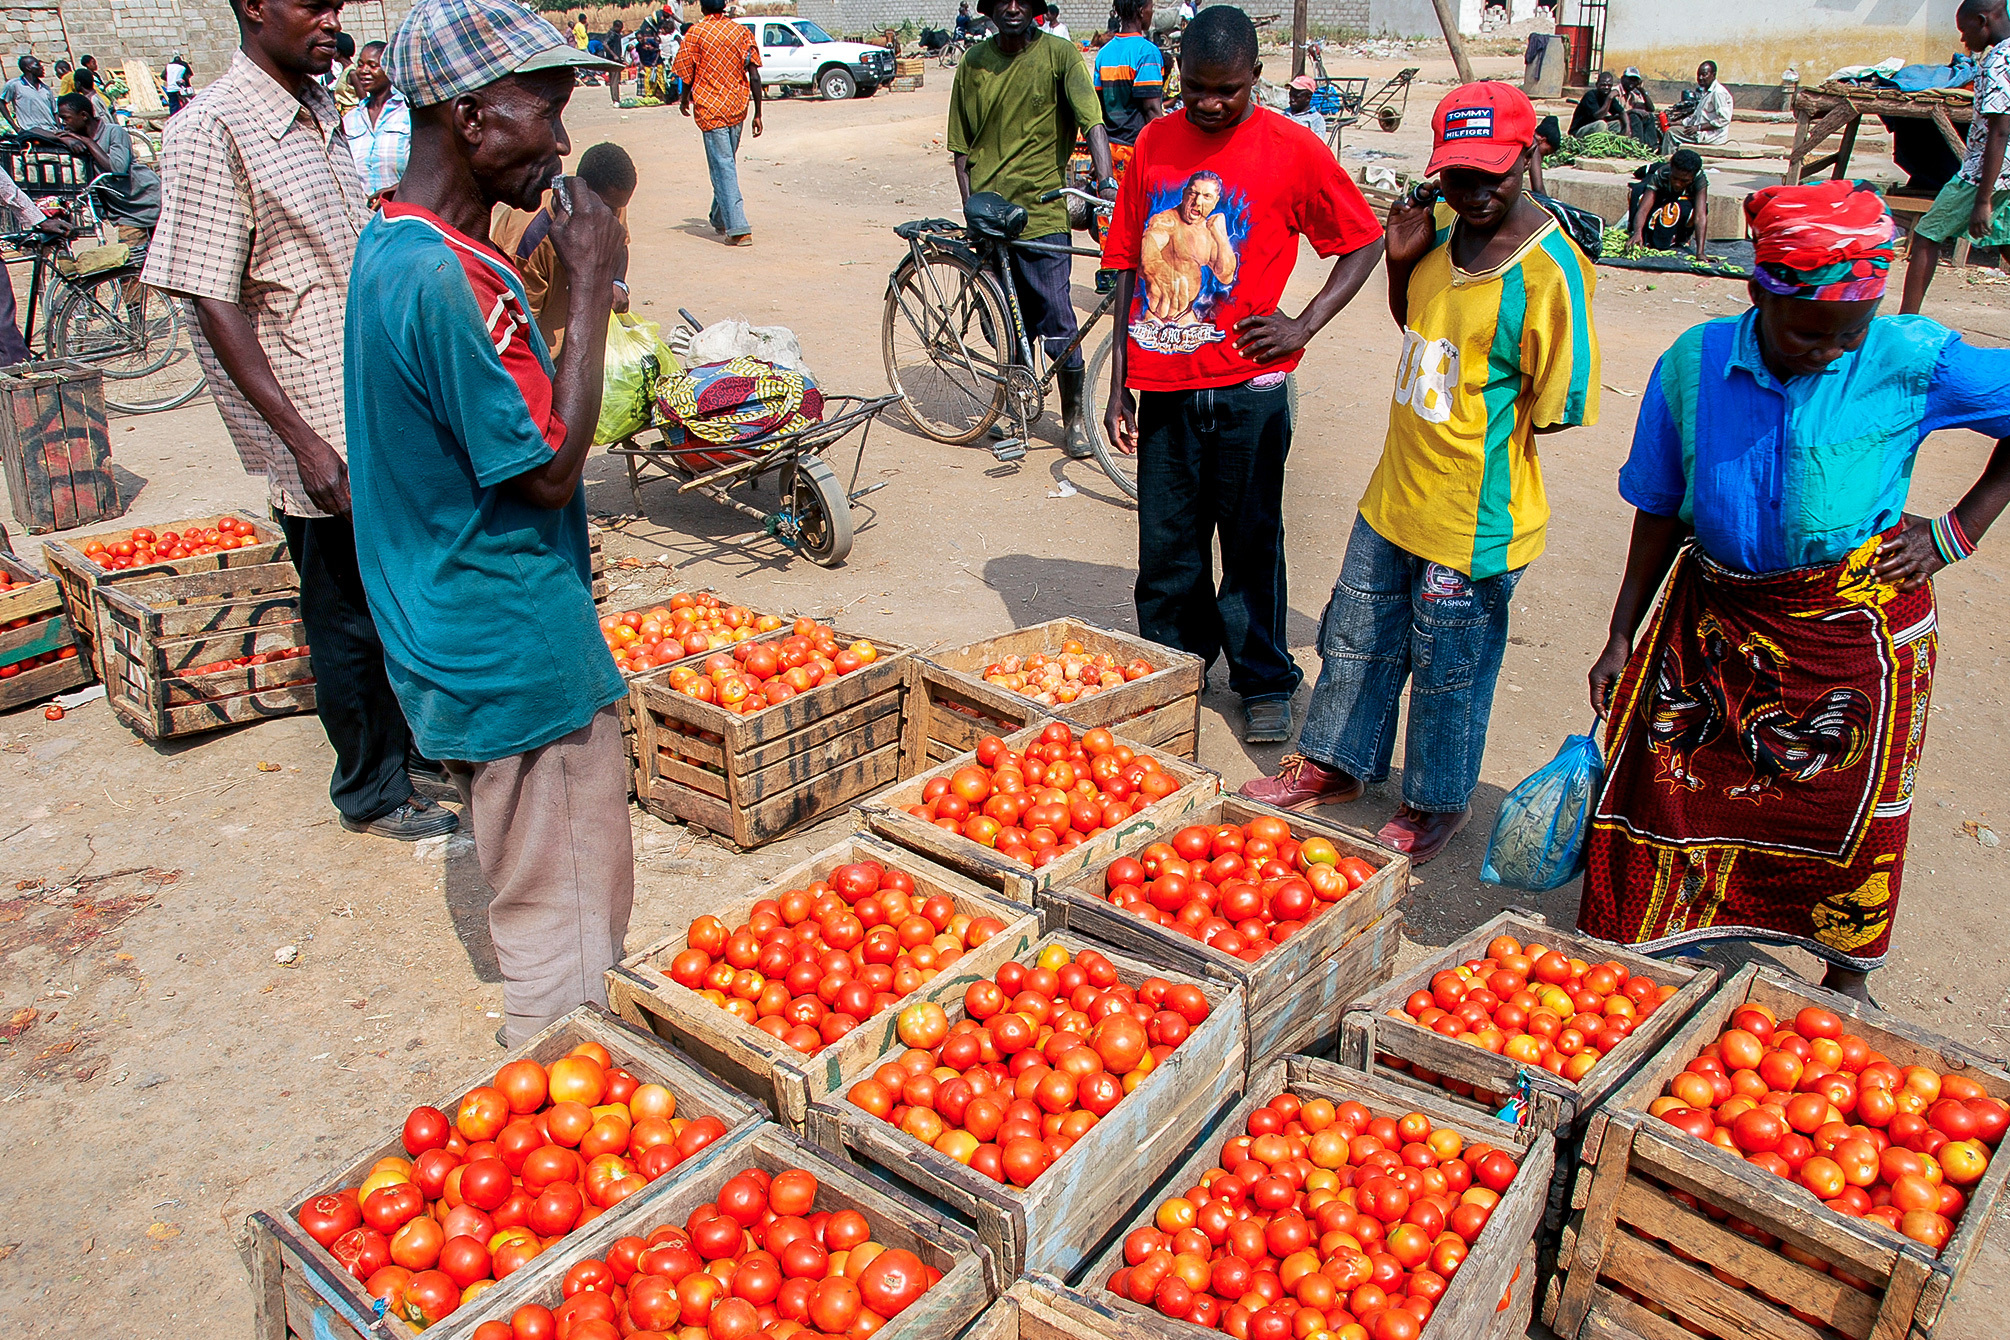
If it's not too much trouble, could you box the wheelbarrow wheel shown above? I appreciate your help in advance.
[790,456,854,566]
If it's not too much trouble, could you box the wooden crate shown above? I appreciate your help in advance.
[805,929,1247,1284]
[587,521,608,607]
[604,588,779,798]
[1546,963,2010,1340]
[239,1007,768,1340]
[0,551,88,709]
[606,832,1041,1132]
[1081,1053,1556,1340]
[1042,793,1411,1072]
[1337,909,1720,1137]
[858,722,1221,906]
[0,365,117,534]
[961,1275,1175,1340]
[432,1125,994,1340]
[96,562,316,740]
[42,510,286,678]
[902,617,1203,777]
[631,627,911,847]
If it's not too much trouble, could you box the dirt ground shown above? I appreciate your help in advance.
[4,52,2009,1336]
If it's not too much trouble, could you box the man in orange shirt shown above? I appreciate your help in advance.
[672,0,762,246]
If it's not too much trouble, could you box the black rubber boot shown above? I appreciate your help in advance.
[1058,364,1093,459]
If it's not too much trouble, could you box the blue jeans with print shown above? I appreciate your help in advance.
[1297,514,1523,813]
[703,123,749,238]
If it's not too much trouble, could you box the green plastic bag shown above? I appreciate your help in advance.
[594,313,678,445]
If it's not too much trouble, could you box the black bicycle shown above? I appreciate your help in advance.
[882,187,1146,498]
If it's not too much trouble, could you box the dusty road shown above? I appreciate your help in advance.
[3,55,2009,1335]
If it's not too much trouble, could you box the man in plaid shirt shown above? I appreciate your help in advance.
[672,0,762,245]
[142,0,457,844]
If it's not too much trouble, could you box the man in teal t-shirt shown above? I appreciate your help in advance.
[349,0,631,1046]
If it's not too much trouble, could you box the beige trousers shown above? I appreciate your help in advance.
[447,705,634,1044]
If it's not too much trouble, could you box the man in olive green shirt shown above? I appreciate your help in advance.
[948,0,1114,457]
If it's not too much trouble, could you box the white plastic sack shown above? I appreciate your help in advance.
[679,318,809,373]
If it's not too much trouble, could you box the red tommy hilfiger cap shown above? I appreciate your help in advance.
[1427,81,1539,176]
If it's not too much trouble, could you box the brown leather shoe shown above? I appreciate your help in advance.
[1377,805,1469,865]
[1238,754,1365,810]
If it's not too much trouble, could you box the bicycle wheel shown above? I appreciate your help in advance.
[1080,331,1136,501]
[881,249,1011,444]
[53,278,207,414]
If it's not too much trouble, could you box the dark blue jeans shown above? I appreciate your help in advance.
[1133,379,1301,702]
[1008,231,1082,369]
[1298,515,1523,813]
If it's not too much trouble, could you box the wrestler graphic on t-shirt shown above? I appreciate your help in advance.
[1133,171,1240,351]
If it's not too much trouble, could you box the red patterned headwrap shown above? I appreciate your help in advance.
[1742,180,1898,302]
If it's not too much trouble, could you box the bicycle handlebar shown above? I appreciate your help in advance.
[1038,186,1116,215]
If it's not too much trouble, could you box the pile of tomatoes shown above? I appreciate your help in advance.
[1648,1001,2007,1255]
[664,623,882,716]
[78,515,263,571]
[845,942,1211,1189]
[1105,1089,1522,1340]
[455,1164,942,1340]
[902,724,1185,868]
[1100,816,1379,962]
[979,641,1156,708]
[293,1041,731,1326]
[1382,933,1676,1096]
[601,595,781,675]
[664,858,1011,1055]
[183,644,312,681]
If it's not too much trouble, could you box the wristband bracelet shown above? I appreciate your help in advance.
[1930,511,1976,565]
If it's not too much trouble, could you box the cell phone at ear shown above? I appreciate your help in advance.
[550,174,573,212]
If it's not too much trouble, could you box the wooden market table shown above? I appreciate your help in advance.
[1784,82,1972,185]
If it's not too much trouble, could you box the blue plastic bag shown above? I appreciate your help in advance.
[1480,731,1605,891]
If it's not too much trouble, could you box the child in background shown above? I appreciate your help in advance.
[1241,82,1601,865]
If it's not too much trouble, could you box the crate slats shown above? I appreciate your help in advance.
[1040,792,1410,1071]
[1548,963,2010,1340]
[858,721,1221,906]
[632,628,910,847]
[805,929,1246,1285]
[605,832,1040,1131]
[243,1007,768,1340]
[1081,1054,1554,1340]
[0,366,116,534]
[902,618,1202,777]
[0,550,89,707]
[42,510,286,677]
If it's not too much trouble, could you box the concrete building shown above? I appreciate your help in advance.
[1576,0,1962,88]
[0,0,418,84]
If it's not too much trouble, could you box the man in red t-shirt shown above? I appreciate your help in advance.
[1101,6,1383,743]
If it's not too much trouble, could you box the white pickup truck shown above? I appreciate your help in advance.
[734,16,895,101]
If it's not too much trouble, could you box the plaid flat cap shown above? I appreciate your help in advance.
[386,0,619,108]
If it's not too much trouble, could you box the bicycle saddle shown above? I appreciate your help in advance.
[894,217,961,240]
[963,192,1027,242]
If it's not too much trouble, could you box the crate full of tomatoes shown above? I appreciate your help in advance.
[857,721,1221,906]
[605,832,1042,1132]
[243,1008,764,1340]
[1043,795,1410,1072]
[1338,911,1720,1139]
[805,931,1247,1284]
[0,549,88,709]
[42,510,285,676]
[598,591,778,796]
[902,617,1204,775]
[419,1128,994,1340]
[1084,1053,1553,1340]
[1546,963,2010,1340]
[630,620,909,847]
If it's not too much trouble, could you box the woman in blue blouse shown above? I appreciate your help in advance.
[1579,180,2010,1003]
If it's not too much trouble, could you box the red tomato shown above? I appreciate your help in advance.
[857,1246,929,1318]
[295,1193,361,1249]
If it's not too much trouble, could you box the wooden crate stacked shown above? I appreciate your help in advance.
[859,722,1220,909]
[903,617,1202,776]
[603,590,780,798]
[0,548,89,709]
[892,56,925,91]
[96,562,316,740]
[1546,964,2010,1340]
[240,1008,768,1340]
[1042,795,1410,1073]
[0,365,117,534]
[806,928,1247,1284]
[43,510,287,677]
[631,626,910,847]
[1081,1053,1553,1340]
[605,832,1040,1132]
[587,521,608,607]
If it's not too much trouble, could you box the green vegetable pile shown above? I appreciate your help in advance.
[1599,226,1691,261]
[1545,131,1663,167]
